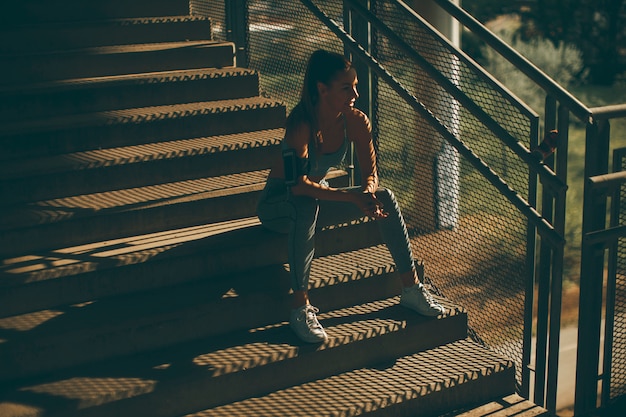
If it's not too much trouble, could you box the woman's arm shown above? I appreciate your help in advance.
[349,110,387,218]
[350,111,378,194]
[286,122,355,203]
[285,112,386,218]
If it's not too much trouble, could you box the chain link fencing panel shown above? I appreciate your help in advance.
[369,1,537,386]
[612,150,626,401]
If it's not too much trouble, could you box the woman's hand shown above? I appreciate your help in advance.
[352,190,388,219]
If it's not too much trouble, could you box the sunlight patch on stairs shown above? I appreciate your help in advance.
[19,377,158,409]
[1,218,260,282]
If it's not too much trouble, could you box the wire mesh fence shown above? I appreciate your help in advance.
[365,1,535,385]
[612,150,626,402]
[190,0,227,41]
[191,0,541,389]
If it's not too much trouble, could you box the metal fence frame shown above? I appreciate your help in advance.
[576,104,626,415]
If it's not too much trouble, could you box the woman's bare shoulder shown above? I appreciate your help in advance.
[344,108,372,137]
[284,119,312,154]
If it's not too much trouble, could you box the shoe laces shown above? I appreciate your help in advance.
[419,284,436,305]
[303,305,321,328]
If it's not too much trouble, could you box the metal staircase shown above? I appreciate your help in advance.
[0,1,548,415]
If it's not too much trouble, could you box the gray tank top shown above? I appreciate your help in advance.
[286,114,349,178]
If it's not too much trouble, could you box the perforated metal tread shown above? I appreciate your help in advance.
[1,0,191,25]
[0,128,282,180]
[0,15,214,54]
[440,394,551,416]
[0,294,466,415]
[0,217,262,288]
[0,40,236,87]
[0,179,352,289]
[0,169,268,230]
[2,40,228,59]
[0,67,257,95]
[0,243,455,336]
[180,338,512,417]
[0,96,282,136]
[0,206,378,320]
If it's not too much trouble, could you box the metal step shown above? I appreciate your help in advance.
[440,394,552,416]
[0,16,215,54]
[0,67,261,123]
[182,339,514,417]
[0,128,283,205]
[1,0,192,25]
[0,339,512,417]
[0,97,287,160]
[0,292,467,413]
[0,206,378,318]
[0,170,270,255]
[0,41,236,85]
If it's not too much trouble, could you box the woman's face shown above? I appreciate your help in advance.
[318,68,359,114]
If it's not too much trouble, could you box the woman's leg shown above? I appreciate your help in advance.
[257,181,319,295]
[373,188,444,316]
[320,186,444,317]
[258,182,327,343]
[316,186,416,279]
[373,188,416,282]
[286,193,319,301]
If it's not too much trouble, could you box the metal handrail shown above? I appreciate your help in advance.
[590,104,626,120]
[345,0,566,198]
[430,0,592,122]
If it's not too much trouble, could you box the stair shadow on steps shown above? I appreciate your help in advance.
[0,298,463,417]
[0,218,391,381]
[0,259,293,364]
[0,207,382,319]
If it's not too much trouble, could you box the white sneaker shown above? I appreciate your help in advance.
[290,304,328,343]
[400,283,445,316]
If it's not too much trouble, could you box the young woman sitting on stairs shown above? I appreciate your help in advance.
[257,49,444,343]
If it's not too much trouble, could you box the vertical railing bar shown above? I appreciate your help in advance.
[533,210,551,403]
[534,94,558,407]
[369,0,379,160]
[344,0,374,187]
[225,0,249,67]
[545,104,570,412]
[576,119,611,415]
[575,122,595,415]
[344,2,355,187]
[522,115,541,398]
[602,121,618,408]
[594,119,612,409]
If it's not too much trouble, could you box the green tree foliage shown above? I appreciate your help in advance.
[481,29,585,111]
[518,0,626,84]
[461,0,516,23]
[463,0,626,84]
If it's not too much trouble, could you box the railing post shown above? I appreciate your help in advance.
[532,97,568,414]
[545,103,569,412]
[225,0,249,67]
[522,114,540,399]
[575,118,611,416]
[534,95,557,407]
[604,128,618,409]
[344,0,376,187]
